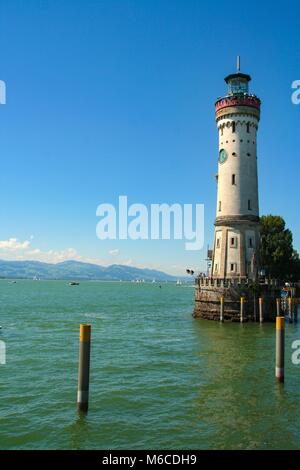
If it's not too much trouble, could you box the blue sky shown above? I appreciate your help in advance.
[0,0,299,275]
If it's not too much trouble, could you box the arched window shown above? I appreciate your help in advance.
[232,122,236,133]
[247,123,250,133]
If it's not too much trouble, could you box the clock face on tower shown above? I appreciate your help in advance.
[219,148,227,164]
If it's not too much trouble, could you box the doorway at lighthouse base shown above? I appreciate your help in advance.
[193,279,281,322]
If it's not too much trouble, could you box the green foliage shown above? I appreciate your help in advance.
[260,215,300,281]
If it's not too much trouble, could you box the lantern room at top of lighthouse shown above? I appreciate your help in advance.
[215,58,261,117]
[224,72,251,96]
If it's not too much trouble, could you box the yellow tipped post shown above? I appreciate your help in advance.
[240,296,245,323]
[220,296,224,322]
[259,297,264,323]
[77,324,91,412]
[288,297,292,323]
[275,317,284,383]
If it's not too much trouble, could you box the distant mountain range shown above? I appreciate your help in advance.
[0,259,189,282]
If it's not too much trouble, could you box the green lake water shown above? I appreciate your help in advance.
[0,279,300,449]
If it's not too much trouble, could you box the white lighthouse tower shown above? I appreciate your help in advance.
[211,58,261,280]
[194,61,281,321]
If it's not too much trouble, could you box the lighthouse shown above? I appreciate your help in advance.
[211,58,261,280]
[193,59,277,322]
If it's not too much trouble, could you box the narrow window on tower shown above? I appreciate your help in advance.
[232,174,236,185]
[218,201,221,212]
[221,127,223,136]
[230,263,235,272]
[247,122,250,133]
[216,238,220,248]
[248,199,252,210]
[232,121,235,133]
[230,237,236,247]
[249,237,253,248]
[215,263,218,273]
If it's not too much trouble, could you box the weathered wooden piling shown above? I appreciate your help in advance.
[259,297,264,323]
[220,296,224,322]
[77,324,91,412]
[275,316,284,383]
[240,296,245,323]
[288,297,293,323]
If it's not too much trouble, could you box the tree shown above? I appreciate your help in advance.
[260,215,300,281]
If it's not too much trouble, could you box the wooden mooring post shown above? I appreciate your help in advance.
[275,316,285,383]
[77,324,91,412]
[220,296,224,322]
[259,297,264,323]
[288,297,293,323]
[240,297,245,323]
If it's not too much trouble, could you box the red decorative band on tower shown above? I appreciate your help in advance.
[215,95,261,113]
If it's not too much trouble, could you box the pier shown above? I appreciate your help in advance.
[193,276,299,321]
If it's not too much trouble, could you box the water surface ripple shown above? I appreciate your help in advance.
[0,280,299,449]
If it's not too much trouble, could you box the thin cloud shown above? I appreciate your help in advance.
[109,249,120,256]
[0,238,30,251]
[0,237,186,275]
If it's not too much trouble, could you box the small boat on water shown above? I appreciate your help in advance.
[9,280,17,284]
[69,281,80,286]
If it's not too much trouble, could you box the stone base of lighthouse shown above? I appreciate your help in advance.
[193,278,281,322]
